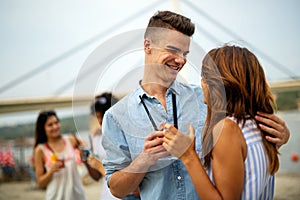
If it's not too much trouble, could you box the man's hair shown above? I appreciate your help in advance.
[144,10,195,39]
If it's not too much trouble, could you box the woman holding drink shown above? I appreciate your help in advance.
[33,110,87,200]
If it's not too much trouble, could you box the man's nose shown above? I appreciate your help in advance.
[175,54,186,65]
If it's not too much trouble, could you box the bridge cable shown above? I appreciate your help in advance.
[0,0,163,95]
[183,0,298,80]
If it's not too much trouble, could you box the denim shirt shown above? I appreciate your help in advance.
[102,80,206,200]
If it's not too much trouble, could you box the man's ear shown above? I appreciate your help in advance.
[144,39,151,54]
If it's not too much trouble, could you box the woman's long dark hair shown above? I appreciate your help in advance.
[34,110,59,148]
[201,45,279,175]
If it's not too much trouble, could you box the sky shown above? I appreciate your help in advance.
[0,0,300,101]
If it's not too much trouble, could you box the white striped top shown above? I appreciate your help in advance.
[207,117,275,200]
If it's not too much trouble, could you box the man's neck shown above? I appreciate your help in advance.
[140,81,168,96]
[140,81,171,109]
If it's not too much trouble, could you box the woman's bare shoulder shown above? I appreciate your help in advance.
[214,118,241,136]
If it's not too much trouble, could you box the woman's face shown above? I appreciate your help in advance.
[201,78,208,105]
[44,115,61,138]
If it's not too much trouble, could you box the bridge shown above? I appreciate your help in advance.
[0,96,91,114]
[269,80,300,93]
[1,79,299,114]
[0,0,299,114]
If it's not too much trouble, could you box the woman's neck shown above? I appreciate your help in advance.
[47,135,64,153]
[47,135,62,144]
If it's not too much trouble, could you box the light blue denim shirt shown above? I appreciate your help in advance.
[102,80,206,200]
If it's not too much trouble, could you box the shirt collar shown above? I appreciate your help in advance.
[169,80,180,95]
[136,80,180,103]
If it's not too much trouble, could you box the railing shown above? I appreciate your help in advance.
[269,80,300,93]
[1,80,300,114]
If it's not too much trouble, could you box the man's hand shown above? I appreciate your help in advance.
[140,130,170,168]
[255,111,290,147]
[123,130,169,174]
[107,130,169,198]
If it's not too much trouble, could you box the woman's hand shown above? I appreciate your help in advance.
[48,161,63,174]
[87,154,105,178]
[163,123,195,159]
[87,154,100,170]
[255,112,290,148]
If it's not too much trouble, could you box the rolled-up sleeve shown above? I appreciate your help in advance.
[101,110,132,183]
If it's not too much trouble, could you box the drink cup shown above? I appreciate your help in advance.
[57,154,65,168]
[59,159,65,168]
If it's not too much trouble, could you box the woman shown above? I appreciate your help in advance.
[163,45,279,199]
[34,110,86,200]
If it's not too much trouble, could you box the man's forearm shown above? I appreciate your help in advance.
[108,154,152,198]
[109,170,145,198]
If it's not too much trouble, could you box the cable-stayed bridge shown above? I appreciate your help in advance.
[1,0,299,114]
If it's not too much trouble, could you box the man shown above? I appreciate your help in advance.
[102,11,290,200]
[86,93,140,200]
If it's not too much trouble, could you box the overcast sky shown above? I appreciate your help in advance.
[1,0,299,100]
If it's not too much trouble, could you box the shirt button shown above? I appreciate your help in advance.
[177,176,182,180]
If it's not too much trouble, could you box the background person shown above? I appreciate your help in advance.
[33,110,87,200]
[89,93,118,165]
[87,93,140,200]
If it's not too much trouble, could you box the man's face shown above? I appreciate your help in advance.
[145,29,191,83]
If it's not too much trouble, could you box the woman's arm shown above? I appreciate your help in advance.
[209,119,246,199]
[84,159,103,181]
[163,120,246,200]
[34,147,61,189]
[87,155,106,177]
[68,134,102,181]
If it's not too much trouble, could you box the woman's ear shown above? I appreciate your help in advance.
[144,39,151,54]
